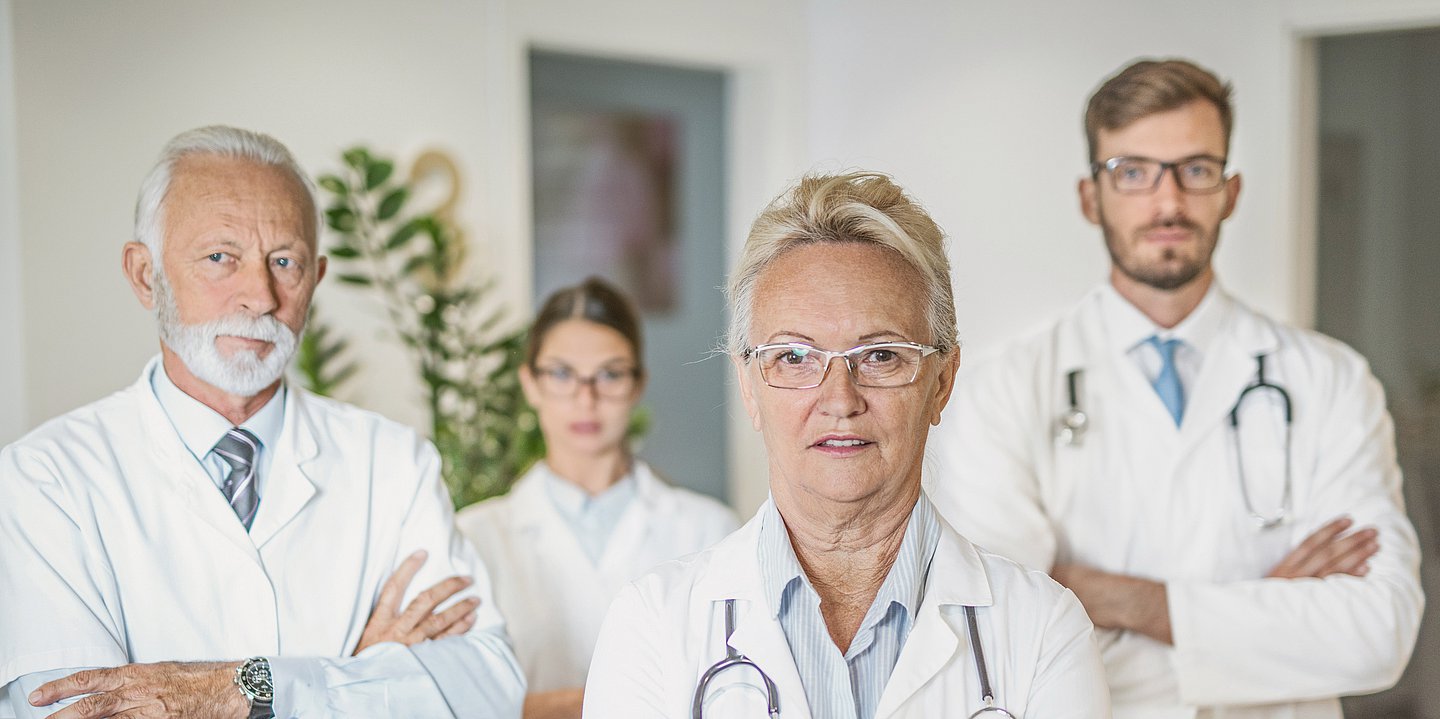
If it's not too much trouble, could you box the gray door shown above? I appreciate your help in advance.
[1317,27,1440,719]
[530,50,729,501]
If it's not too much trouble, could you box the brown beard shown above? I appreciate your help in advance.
[1101,215,1216,291]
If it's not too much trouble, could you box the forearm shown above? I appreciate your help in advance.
[522,689,584,719]
[1051,564,1172,644]
[271,633,524,719]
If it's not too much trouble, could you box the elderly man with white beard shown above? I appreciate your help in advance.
[0,126,525,719]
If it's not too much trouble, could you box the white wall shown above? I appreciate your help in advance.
[8,0,1440,508]
[6,0,807,511]
[0,0,25,445]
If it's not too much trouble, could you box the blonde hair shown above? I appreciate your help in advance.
[725,171,956,355]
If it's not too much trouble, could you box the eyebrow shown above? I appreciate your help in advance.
[763,330,909,345]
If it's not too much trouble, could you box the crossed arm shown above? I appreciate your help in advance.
[18,551,482,719]
[1052,515,1381,645]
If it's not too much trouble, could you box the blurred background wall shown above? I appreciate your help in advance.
[4,0,1440,713]
[1,0,1438,542]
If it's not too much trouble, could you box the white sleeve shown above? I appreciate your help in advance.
[271,438,525,718]
[926,358,1059,571]
[582,582,674,719]
[1167,356,1424,705]
[0,445,128,688]
[1024,590,1112,717]
[269,634,524,718]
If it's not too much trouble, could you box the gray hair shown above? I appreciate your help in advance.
[134,125,319,256]
[725,171,957,356]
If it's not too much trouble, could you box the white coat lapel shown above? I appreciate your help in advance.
[692,513,812,719]
[1177,297,1280,457]
[135,365,258,560]
[874,521,992,717]
[249,389,318,548]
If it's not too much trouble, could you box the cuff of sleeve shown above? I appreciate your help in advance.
[266,656,328,718]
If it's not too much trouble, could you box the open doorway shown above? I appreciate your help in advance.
[1314,26,1440,719]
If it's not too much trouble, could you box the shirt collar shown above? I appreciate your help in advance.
[539,460,638,519]
[149,362,286,461]
[758,494,941,621]
[1099,280,1224,355]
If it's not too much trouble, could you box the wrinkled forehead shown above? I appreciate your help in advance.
[750,242,930,344]
[165,155,318,243]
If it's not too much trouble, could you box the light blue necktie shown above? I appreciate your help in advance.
[1147,335,1185,426]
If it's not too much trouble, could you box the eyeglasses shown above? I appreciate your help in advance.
[743,341,941,390]
[1091,155,1228,194]
[532,363,639,399]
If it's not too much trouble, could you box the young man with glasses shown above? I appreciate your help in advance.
[927,58,1421,718]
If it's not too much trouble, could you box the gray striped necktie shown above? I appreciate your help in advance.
[213,427,261,530]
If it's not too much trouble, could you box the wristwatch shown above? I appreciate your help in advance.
[234,657,275,719]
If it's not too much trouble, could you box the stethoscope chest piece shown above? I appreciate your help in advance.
[1056,369,1087,446]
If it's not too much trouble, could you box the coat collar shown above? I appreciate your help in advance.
[689,495,995,717]
[132,355,318,554]
[507,458,672,530]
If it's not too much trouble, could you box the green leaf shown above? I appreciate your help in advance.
[387,220,421,250]
[337,273,373,286]
[317,175,347,196]
[342,147,371,170]
[377,188,408,221]
[402,255,430,276]
[325,207,356,232]
[365,160,394,191]
[328,245,361,259]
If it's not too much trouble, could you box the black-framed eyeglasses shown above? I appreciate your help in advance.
[742,341,941,390]
[1091,155,1228,194]
[533,363,639,399]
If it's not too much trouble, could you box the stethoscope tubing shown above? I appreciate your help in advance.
[692,601,1015,717]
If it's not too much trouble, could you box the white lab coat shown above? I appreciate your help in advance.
[583,497,1111,718]
[456,460,736,693]
[0,357,517,708]
[926,286,1424,718]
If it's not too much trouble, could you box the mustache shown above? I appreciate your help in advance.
[204,313,294,345]
[1143,216,1203,233]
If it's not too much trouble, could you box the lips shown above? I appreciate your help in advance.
[811,435,873,453]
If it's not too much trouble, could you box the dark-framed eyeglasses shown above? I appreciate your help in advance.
[742,341,941,390]
[533,363,639,399]
[1091,155,1228,194]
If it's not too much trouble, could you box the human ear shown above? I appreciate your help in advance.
[733,355,762,432]
[1078,177,1101,226]
[122,242,157,310]
[928,348,961,426]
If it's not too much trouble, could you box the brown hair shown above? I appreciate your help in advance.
[526,276,644,372]
[1084,59,1234,163]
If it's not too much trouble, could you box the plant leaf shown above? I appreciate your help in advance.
[343,147,371,170]
[327,245,361,259]
[337,273,373,286]
[377,188,408,221]
[365,160,394,191]
[325,207,357,232]
[387,220,422,250]
[317,175,347,196]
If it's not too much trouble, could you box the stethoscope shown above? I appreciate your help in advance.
[1055,354,1294,528]
[690,600,1017,718]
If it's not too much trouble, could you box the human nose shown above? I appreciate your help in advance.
[1152,164,1188,216]
[235,257,279,316]
[814,355,865,417]
[573,376,601,405]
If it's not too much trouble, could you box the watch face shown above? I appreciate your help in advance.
[240,659,274,703]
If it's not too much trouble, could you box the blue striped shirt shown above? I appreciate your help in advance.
[758,495,941,719]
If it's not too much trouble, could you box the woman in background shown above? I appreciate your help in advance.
[457,276,737,719]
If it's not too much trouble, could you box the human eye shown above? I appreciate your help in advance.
[206,252,228,263]
[543,366,574,382]
[1115,161,1150,182]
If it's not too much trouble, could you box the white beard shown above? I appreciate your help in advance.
[154,272,300,397]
